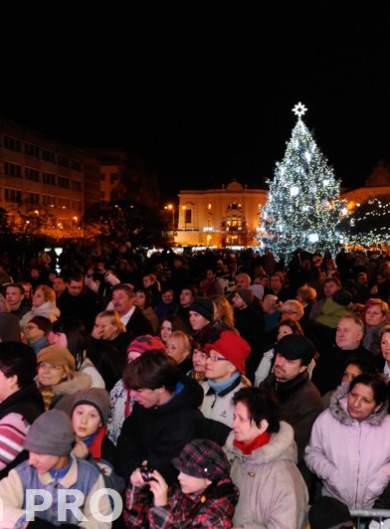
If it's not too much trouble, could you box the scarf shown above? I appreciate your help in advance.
[208,372,240,395]
[233,431,271,455]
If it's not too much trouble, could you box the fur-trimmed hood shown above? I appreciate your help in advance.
[224,420,298,465]
[329,381,388,426]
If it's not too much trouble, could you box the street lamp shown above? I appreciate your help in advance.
[182,205,187,231]
[164,203,175,231]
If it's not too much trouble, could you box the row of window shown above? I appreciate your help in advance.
[3,136,82,171]
[3,188,81,211]
[3,162,82,191]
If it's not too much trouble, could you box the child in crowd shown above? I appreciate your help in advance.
[0,409,111,528]
[71,388,124,492]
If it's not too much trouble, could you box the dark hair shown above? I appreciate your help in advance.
[0,342,37,388]
[112,284,135,298]
[123,350,180,392]
[232,387,280,433]
[343,354,376,376]
[66,271,84,283]
[324,277,341,288]
[349,373,388,408]
[135,288,153,309]
[51,317,87,369]
[5,283,24,296]
[277,318,304,336]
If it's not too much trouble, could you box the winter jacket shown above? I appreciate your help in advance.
[124,478,238,529]
[0,384,44,479]
[115,376,204,484]
[0,455,111,529]
[20,301,60,329]
[305,383,390,509]
[225,421,309,529]
[261,372,323,462]
[201,376,250,428]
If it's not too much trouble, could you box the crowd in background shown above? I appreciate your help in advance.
[0,240,390,527]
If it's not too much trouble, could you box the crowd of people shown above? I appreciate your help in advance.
[0,240,390,527]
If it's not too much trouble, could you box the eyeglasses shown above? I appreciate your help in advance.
[207,353,227,362]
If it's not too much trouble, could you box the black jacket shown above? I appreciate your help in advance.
[115,376,203,484]
[125,307,153,339]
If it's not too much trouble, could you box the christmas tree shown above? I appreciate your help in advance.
[260,102,346,261]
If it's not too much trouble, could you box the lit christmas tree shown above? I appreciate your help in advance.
[260,102,346,261]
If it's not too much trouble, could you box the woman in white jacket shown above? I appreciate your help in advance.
[224,386,308,529]
[20,284,60,329]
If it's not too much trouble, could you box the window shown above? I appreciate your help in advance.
[28,193,40,204]
[185,209,192,224]
[42,195,56,207]
[71,200,81,211]
[58,176,70,188]
[4,188,21,202]
[4,136,21,152]
[25,143,40,158]
[70,160,82,171]
[71,180,82,191]
[4,162,22,178]
[58,155,70,168]
[42,150,56,163]
[110,173,119,184]
[25,168,40,182]
[57,198,70,208]
[42,172,56,186]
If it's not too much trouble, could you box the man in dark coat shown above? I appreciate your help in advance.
[111,284,153,339]
[261,334,323,465]
[116,350,203,484]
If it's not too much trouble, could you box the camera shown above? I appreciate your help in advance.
[140,463,155,482]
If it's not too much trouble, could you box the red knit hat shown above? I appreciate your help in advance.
[204,331,251,374]
[127,334,166,355]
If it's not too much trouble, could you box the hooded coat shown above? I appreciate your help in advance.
[224,421,308,529]
[305,383,390,509]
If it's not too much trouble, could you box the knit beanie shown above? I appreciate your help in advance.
[24,409,74,456]
[37,345,76,370]
[28,316,52,334]
[127,334,166,355]
[235,288,253,307]
[204,330,251,374]
[190,298,214,322]
[71,388,111,424]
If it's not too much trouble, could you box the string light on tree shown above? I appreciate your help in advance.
[260,102,345,260]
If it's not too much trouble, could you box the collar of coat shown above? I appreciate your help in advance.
[329,381,388,426]
[206,374,242,397]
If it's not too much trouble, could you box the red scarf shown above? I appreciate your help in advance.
[233,431,271,455]
[89,426,107,459]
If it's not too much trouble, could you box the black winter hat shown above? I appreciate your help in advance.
[189,298,214,322]
[172,439,230,482]
[274,334,316,366]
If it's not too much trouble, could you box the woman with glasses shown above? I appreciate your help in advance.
[200,330,251,428]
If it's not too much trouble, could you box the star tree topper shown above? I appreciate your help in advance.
[292,102,307,118]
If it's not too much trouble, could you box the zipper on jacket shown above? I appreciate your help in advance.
[354,423,362,508]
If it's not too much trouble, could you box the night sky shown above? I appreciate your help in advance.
[2,7,390,199]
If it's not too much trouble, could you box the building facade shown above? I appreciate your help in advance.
[174,180,267,247]
[0,118,102,238]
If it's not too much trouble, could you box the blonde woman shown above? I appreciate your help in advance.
[212,295,235,329]
[166,330,192,374]
[20,285,60,329]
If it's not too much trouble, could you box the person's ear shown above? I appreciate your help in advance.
[258,419,269,434]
